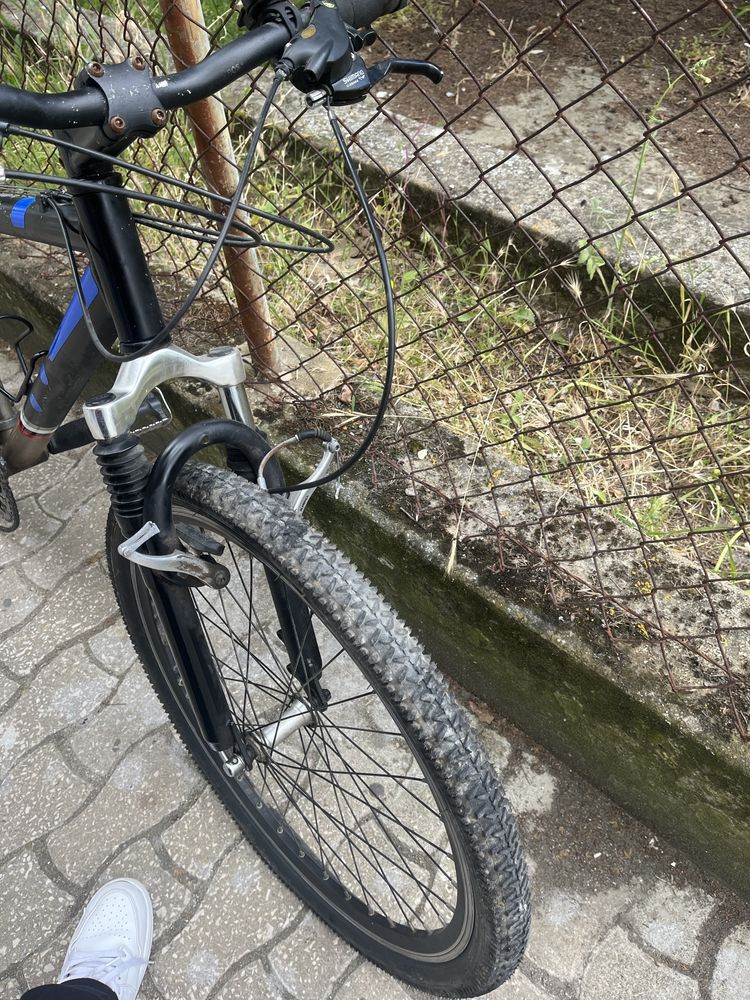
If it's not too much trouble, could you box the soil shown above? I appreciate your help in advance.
[371,0,750,181]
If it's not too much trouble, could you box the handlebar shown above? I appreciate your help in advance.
[0,21,291,130]
[332,0,406,28]
[0,0,409,133]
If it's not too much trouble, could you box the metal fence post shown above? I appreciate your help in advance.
[158,0,277,373]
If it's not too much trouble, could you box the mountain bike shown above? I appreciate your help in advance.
[0,0,530,994]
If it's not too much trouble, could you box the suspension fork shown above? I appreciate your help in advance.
[48,173,237,756]
[95,420,239,756]
[85,351,328,759]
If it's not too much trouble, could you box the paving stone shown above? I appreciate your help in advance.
[0,497,61,566]
[711,923,750,1000]
[269,912,356,1000]
[484,971,554,999]
[88,622,139,676]
[0,672,18,711]
[153,841,301,1000]
[47,731,202,883]
[0,350,18,386]
[161,786,240,880]
[37,455,105,521]
[134,974,163,1000]
[0,644,117,778]
[626,881,715,964]
[0,848,74,968]
[0,744,90,860]
[0,358,15,387]
[527,885,635,981]
[0,565,43,639]
[0,563,115,675]
[214,960,286,1000]
[0,978,21,999]
[335,962,412,999]
[69,664,167,777]
[11,453,77,502]
[100,839,193,938]
[504,752,557,816]
[21,920,71,987]
[24,492,110,591]
[582,926,699,1000]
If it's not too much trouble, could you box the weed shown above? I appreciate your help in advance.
[673,35,719,84]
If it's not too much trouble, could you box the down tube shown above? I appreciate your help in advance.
[4,269,117,472]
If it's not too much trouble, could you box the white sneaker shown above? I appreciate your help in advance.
[58,878,153,1000]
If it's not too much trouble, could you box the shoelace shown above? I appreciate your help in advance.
[61,944,146,993]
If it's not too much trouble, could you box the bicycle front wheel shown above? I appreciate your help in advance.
[107,463,530,997]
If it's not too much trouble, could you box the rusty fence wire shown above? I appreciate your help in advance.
[1,0,750,739]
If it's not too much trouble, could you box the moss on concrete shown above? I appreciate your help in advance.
[305,482,750,898]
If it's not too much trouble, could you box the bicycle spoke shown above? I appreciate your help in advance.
[263,756,430,929]
[268,742,456,873]
[313,721,452,921]
[318,713,440,818]
[195,589,291,695]
[177,515,461,934]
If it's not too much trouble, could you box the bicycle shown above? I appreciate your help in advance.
[0,0,530,994]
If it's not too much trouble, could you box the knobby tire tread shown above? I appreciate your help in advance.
[105,463,530,997]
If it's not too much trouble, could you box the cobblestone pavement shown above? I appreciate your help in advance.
[1,359,749,1000]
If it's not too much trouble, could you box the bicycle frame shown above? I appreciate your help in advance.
[0,183,251,467]
[0,150,323,770]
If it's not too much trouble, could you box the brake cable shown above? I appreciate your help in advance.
[265,99,396,495]
[48,70,286,364]
[46,65,395,492]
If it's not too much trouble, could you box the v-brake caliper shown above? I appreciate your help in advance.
[125,422,342,776]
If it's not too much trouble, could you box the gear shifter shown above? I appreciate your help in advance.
[279,0,443,105]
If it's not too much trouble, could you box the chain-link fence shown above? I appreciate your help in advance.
[1,0,749,738]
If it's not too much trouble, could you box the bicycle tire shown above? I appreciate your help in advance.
[106,462,530,997]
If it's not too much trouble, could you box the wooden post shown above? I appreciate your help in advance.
[158,0,277,373]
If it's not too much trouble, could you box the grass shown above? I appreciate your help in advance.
[1,3,749,582]
[244,140,750,581]
[672,34,720,85]
[673,5,750,93]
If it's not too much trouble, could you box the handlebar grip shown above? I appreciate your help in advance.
[333,0,407,27]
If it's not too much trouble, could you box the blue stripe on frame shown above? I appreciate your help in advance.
[48,268,100,362]
[11,197,36,229]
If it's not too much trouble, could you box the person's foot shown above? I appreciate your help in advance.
[58,878,153,1000]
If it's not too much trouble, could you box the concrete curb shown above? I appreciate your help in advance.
[229,83,750,367]
[164,373,750,902]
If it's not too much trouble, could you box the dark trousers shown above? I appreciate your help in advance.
[21,981,116,999]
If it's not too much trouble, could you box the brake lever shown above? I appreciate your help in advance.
[368,58,444,87]
[282,0,443,107]
[305,54,444,107]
